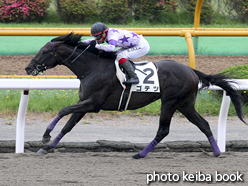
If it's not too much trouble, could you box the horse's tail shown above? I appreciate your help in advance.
[193,69,247,125]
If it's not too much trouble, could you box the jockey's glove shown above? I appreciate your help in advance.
[90,40,97,48]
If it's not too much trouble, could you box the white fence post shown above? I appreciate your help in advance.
[217,90,231,152]
[15,90,29,153]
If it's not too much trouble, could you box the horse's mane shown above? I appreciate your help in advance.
[51,32,82,47]
[51,32,116,59]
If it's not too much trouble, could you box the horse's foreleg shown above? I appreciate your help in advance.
[42,99,96,143]
[37,113,85,155]
[133,103,176,159]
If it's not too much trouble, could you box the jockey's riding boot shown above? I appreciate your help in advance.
[121,60,139,84]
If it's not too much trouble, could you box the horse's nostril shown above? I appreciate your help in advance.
[25,67,32,74]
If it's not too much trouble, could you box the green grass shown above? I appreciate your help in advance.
[1,89,246,117]
[0,89,79,115]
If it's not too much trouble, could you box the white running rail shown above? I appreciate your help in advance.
[1,79,248,153]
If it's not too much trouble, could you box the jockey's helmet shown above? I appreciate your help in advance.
[91,22,109,40]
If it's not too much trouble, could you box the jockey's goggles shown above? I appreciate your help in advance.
[94,34,102,40]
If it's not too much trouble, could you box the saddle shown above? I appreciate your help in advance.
[117,60,149,85]
[115,60,160,111]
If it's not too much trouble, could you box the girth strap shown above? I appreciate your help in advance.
[118,84,132,111]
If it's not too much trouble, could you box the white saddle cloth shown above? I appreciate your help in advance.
[115,60,160,111]
[115,60,160,93]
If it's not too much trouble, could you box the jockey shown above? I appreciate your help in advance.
[82,22,150,84]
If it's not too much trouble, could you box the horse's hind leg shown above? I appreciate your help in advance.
[37,113,85,154]
[42,115,62,143]
[177,96,221,157]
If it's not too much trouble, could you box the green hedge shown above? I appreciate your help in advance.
[185,0,213,24]
[56,0,99,23]
[56,0,178,24]
[224,0,248,23]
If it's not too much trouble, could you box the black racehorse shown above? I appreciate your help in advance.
[25,33,246,158]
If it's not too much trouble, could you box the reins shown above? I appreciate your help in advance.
[60,45,78,64]
[71,45,91,63]
[54,42,91,64]
[59,43,98,79]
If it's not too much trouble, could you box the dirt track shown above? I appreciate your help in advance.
[1,151,247,185]
[1,55,248,75]
[1,55,248,185]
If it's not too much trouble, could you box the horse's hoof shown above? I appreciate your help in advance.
[213,151,221,157]
[37,148,48,155]
[132,154,144,159]
[42,136,51,144]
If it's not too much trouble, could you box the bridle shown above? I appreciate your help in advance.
[31,41,90,73]
[31,41,61,73]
